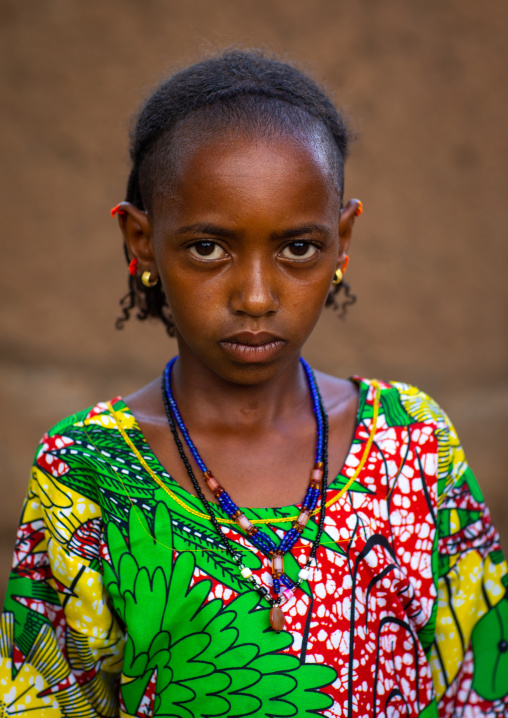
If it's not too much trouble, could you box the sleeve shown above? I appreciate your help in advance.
[427,410,508,715]
[1,432,125,717]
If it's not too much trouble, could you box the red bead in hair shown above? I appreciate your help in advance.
[111,203,126,217]
[128,258,138,276]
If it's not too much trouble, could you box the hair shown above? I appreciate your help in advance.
[116,49,356,335]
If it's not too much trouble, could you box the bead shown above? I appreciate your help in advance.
[269,605,285,633]
[298,568,310,581]
[302,486,313,510]
[272,554,284,578]
[253,539,268,554]
[281,588,294,604]
[203,471,221,494]
[308,492,319,511]
[280,574,295,589]
[110,203,127,217]
[240,566,253,578]
[295,509,311,532]
[310,465,324,486]
[235,511,256,535]
[256,534,276,552]
[280,528,299,553]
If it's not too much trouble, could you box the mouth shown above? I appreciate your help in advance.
[219,332,286,363]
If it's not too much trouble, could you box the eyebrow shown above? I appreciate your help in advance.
[175,223,236,238]
[275,223,331,239]
[174,222,331,239]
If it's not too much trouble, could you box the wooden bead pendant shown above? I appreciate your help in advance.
[269,604,285,633]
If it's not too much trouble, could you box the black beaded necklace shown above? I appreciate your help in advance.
[161,358,329,633]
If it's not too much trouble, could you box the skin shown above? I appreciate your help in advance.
[118,132,361,508]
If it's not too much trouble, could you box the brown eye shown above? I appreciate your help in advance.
[189,241,227,260]
[280,242,318,260]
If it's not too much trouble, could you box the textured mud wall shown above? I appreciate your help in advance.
[1,0,507,599]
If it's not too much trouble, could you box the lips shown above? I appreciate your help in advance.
[222,331,284,346]
[219,331,286,362]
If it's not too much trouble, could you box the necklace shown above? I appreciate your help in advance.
[161,357,329,632]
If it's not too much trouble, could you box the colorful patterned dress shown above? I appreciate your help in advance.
[1,377,508,717]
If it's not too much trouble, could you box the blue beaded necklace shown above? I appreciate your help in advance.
[162,356,329,632]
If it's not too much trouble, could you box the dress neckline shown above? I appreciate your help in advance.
[108,376,373,517]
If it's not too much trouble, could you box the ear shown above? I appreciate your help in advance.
[115,202,158,278]
[337,198,362,267]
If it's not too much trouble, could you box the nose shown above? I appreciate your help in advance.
[229,256,279,317]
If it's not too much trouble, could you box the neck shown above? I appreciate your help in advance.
[171,349,311,432]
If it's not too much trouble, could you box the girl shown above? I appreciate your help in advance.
[1,50,507,718]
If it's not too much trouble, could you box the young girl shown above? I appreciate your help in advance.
[1,50,507,718]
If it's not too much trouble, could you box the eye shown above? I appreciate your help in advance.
[188,241,227,261]
[280,241,319,260]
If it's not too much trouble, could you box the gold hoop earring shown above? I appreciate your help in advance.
[332,268,343,285]
[141,271,158,288]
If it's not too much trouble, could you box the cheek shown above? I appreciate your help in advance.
[282,278,332,332]
[292,274,334,311]
[162,274,223,332]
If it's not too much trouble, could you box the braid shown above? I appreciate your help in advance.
[325,280,357,318]
[116,49,355,336]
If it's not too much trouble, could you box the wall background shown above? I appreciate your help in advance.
[1,0,507,600]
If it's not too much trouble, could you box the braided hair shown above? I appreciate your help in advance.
[116,49,356,335]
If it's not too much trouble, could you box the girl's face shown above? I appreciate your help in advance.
[131,133,353,385]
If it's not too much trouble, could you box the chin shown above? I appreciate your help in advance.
[218,354,299,387]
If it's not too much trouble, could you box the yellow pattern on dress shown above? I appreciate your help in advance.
[1,460,125,716]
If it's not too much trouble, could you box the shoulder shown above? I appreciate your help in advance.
[26,398,138,570]
[34,397,133,460]
[31,397,137,500]
[354,377,467,498]
[314,370,452,438]
[40,396,132,438]
[353,376,447,426]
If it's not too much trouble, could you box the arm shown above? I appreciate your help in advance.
[1,432,125,717]
[428,412,508,714]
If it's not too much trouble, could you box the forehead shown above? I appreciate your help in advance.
[152,132,340,226]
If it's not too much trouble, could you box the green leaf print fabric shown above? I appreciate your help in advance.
[104,502,335,716]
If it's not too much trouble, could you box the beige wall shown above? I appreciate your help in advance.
[1,0,507,598]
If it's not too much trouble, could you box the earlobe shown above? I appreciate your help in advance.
[332,255,350,285]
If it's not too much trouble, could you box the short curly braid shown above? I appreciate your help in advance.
[116,49,356,335]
